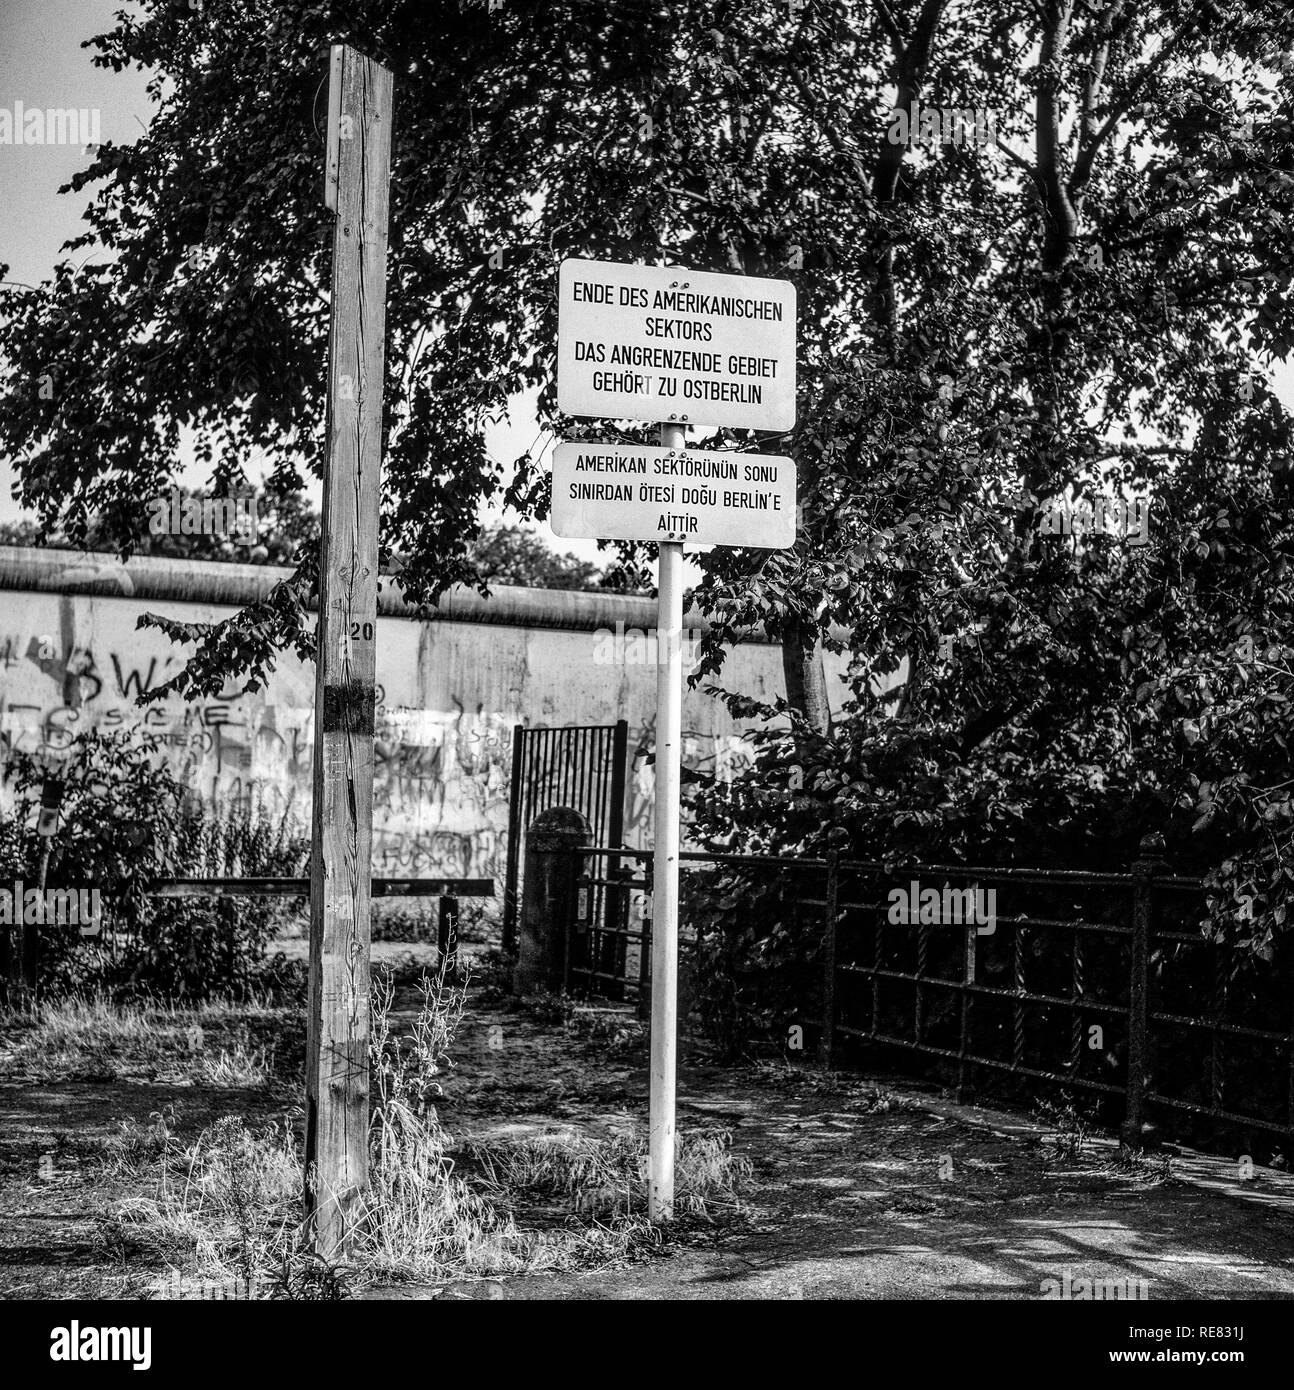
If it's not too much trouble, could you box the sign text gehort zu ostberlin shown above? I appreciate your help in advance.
[557,259,796,432]
[551,443,795,547]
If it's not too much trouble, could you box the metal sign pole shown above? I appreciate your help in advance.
[649,419,686,1221]
[551,257,797,1221]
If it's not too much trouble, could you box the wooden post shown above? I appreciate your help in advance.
[957,921,977,1102]
[306,44,394,1257]
[6,868,30,1004]
[9,776,63,1003]
[1123,871,1151,1147]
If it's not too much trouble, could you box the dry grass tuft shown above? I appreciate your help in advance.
[464,1127,751,1221]
[102,1114,301,1290]
[96,967,751,1295]
[0,991,289,1082]
[199,1044,274,1088]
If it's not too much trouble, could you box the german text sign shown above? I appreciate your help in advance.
[551,443,796,547]
[557,259,796,431]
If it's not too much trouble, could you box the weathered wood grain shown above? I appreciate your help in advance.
[306,45,394,1258]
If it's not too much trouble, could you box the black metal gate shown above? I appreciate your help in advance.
[501,720,629,951]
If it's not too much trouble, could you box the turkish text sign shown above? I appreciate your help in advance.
[557,259,796,431]
[551,443,796,547]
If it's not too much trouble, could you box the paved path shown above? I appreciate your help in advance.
[4,983,1290,1301]
[369,1001,1294,1300]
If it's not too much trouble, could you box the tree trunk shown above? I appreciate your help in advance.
[871,0,949,351]
[1028,0,1080,515]
[782,617,832,736]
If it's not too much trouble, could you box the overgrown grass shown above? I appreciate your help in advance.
[1034,1097,1095,1164]
[1032,1096,1177,1185]
[200,1044,274,1088]
[1108,1147,1178,1185]
[0,992,292,1084]
[464,1127,751,1220]
[98,966,750,1296]
[467,946,516,1002]
[104,1108,184,1178]
[103,1113,301,1289]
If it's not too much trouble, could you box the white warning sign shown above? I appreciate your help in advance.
[557,259,796,432]
[551,442,796,547]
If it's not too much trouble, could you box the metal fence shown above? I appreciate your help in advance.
[502,721,628,951]
[549,842,1294,1152]
[2,875,494,999]
[565,845,654,1001]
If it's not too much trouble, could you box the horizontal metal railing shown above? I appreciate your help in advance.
[148,876,494,898]
[541,841,1292,1149]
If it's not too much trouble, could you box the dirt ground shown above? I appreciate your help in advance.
[3,947,1294,1301]
[407,996,1294,1301]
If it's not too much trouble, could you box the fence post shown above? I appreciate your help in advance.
[9,778,63,1003]
[605,719,630,990]
[1123,833,1166,1148]
[501,722,526,953]
[957,923,976,1104]
[637,856,654,1022]
[514,807,590,994]
[820,851,839,1070]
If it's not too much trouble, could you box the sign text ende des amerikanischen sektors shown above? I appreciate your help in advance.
[556,259,796,432]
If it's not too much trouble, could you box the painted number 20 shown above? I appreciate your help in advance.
[350,622,374,640]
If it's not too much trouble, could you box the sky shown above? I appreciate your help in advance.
[0,0,596,564]
[1,2,1291,563]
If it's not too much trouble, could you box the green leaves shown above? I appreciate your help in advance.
[1,0,1291,956]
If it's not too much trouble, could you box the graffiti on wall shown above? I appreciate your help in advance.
[1,603,774,875]
[624,717,756,845]
[0,631,516,880]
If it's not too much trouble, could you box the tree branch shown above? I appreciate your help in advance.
[1069,11,1203,196]
[872,0,908,54]
[991,131,1039,182]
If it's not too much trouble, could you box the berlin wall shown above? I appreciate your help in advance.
[0,546,852,883]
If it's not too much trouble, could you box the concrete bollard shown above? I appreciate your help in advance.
[514,807,591,995]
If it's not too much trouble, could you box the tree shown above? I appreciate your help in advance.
[0,489,321,566]
[1,0,1291,950]
[469,522,603,590]
[0,520,43,548]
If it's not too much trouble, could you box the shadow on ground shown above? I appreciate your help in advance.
[2,963,1292,1301]
[389,995,1294,1301]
